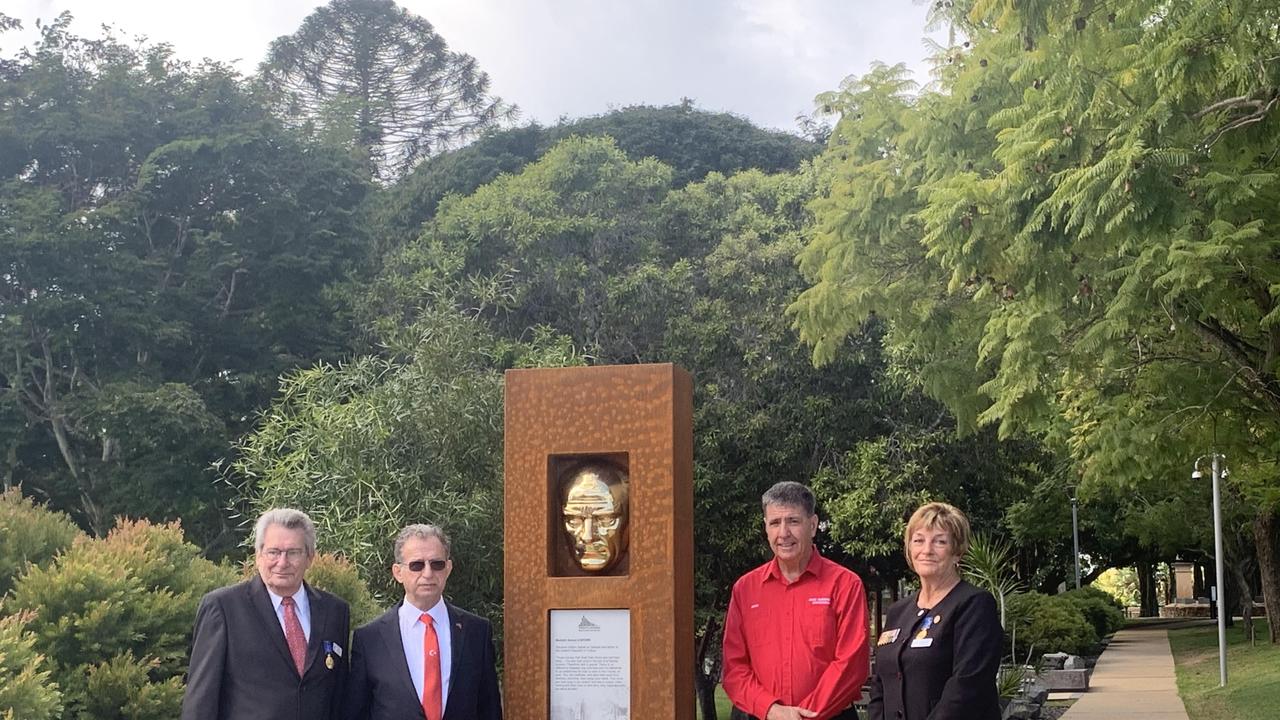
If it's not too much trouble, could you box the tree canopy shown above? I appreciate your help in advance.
[790,0,1280,638]
[0,15,370,549]
[260,0,515,181]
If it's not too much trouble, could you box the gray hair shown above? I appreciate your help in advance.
[761,481,816,517]
[394,523,452,563]
[253,508,317,556]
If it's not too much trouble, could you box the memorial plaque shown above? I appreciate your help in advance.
[549,609,630,719]
[505,364,694,720]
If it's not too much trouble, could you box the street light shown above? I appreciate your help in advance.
[1192,453,1228,688]
[1070,493,1081,591]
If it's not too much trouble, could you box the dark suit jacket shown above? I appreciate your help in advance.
[868,580,1002,720]
[343,601,502,720]
[181,577,352,720]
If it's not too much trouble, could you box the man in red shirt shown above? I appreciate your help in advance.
[722,481,869,720]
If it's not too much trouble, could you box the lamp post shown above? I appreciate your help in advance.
[1070,493,1081,590]
[1192,454,1228,687]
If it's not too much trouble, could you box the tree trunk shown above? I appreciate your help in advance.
[1137,562,1158,617]
[1230,558,1254,641]
[695,615,721,720]
[2,440,17,491]
[1254,507,1280,643]
[48,413,106,534]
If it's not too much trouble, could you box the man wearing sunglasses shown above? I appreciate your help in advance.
[344,524,503,720]
[182,508,351,720]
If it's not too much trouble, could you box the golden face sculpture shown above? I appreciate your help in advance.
[561,463,630,573]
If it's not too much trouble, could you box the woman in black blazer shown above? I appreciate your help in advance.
[868,502,1003,720]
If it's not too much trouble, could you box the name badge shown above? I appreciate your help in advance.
[910,638,934,648]
[877,629,900,646]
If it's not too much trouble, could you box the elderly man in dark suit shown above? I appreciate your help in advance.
[182,508,351,720]
[344,524,502,720]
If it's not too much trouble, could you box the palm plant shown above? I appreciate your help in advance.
[962,533,1023,628]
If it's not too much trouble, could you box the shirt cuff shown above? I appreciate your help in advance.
[754,697,781,720]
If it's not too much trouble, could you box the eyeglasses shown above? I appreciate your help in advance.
[261,548,307,562]
[403,559,448,572]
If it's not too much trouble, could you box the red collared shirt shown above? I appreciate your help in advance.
[722,550,870,720]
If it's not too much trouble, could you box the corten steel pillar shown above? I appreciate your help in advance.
[503,364,694,720]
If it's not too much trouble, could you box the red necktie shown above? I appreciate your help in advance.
[420,612,443,720]
[282,596,307,674]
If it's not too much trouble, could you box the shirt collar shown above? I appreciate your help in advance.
[400,596,448,627]
[267,584,311,615]
[765,546,823,583]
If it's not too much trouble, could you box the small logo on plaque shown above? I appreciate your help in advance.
[577,616,601,632]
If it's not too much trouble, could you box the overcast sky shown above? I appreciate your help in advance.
[5,0,938,133]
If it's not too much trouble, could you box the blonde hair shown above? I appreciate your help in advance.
[903,502,971,569]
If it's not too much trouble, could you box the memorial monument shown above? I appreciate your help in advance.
[504,364,694,720]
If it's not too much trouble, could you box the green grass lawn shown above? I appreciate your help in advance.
[714,685,732,719]
[1169,619,1279,720]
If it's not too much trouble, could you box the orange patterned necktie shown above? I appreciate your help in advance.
[281,596,307,674]
[420,612,443,720]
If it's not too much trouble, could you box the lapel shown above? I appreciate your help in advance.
[887,581,971,668]
[445,602,465,701]
[302,582,325,676]
[378,604,422,708]
[927,580,969,642]
[883,596,912,671]
[247,578,299,676]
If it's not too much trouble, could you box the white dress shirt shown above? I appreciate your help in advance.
[267,586,312,641]
[399,598,453,711]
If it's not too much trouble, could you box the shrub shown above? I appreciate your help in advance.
[1062,587,1126,637]
[0,489,82,597]
[1065,583,1125,610]
[6,518,237,718]
[305,553,383,626]
[1006,592,1097,657]
[83,654,185,720]
[0,612,62,720]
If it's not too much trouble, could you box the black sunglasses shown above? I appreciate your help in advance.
[404,559,448,572]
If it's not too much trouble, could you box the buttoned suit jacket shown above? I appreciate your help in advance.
[343,601,503,720]
[181,577,352,720]
[867,580,1002,720]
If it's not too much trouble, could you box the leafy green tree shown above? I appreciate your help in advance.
[1094,567,1139,607]
[364,136,681,360]
[6,519,236,719]
[0,612,62,720]
[371,104,820,250]
[235,279,580,619]
[0,488,81,597]
[0,17,370,545]
[558,101,820,188]
[793,1,1280,638]
[261,0,514,181]
[816,427,1049,573]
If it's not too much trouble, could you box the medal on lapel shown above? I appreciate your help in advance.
[323,640,336,669]
[911,613,941,647]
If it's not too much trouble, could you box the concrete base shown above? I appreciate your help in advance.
[1042,669,1090,691]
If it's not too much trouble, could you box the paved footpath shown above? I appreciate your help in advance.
[1060,622,1192,719]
